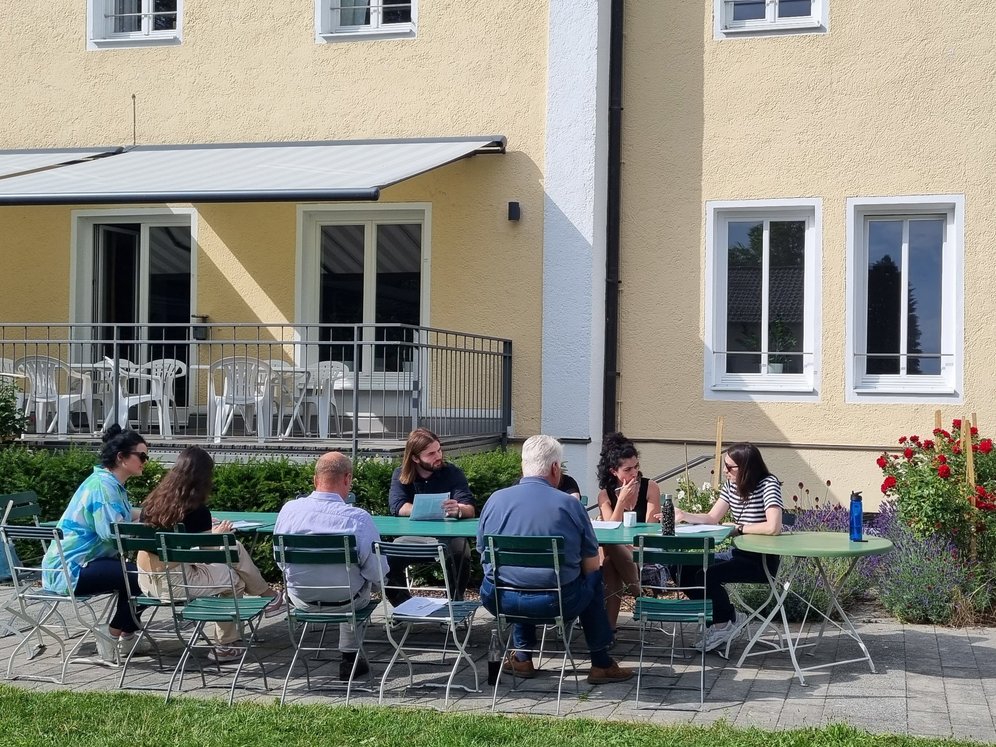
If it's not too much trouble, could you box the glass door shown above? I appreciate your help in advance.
[93,222,192,404]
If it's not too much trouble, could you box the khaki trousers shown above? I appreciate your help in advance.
[138,540,270,645]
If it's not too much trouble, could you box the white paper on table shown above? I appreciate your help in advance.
[393,596,448,617]
[230,521,263,530]
[591,520,622,530]
[675,523,727,533]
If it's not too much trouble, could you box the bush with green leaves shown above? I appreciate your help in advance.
[0,379,27,444]
[672,476,721,516]
[0,444,524,583]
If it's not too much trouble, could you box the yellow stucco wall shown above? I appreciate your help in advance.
[620,3,996,505]
[0,1,548,434]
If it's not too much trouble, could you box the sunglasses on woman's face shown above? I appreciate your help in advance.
[129,452,150,464]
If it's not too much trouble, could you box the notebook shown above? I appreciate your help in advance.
[410,492,449,521]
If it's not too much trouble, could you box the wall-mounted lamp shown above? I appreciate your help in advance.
[190,314,209,341]
[507,201,521,221]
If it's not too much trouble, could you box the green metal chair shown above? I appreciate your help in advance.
[157,531,271,705]
[482,534,580,716]
[272,533,380,705]
[373,540,480,709]
[110,522,175,688]
[632,534,715,708]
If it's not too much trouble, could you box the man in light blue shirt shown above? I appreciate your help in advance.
[274,451,387,679]
[477,435,633,684]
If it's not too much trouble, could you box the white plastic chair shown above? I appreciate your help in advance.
[139,359,187,436]
[207,357,273,439]
[13,355,94,434]
[0,358,25,414]
[267,360,310,438]
[102,357,173,437]
[301,361,348,439]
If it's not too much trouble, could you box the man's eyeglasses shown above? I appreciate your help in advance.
[129,452,150,464]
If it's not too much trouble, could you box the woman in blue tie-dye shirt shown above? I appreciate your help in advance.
[43,425,149,656]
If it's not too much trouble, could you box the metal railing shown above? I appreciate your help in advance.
[0,323,512,455]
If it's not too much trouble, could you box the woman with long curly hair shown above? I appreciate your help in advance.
[138,446,283,662]
[595,432,661,634]
[675,442,783,652]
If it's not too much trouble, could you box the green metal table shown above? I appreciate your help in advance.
[732,531,893,685]
[51,513,730,546]
[239,516,731,545]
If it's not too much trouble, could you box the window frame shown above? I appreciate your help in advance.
[704,198,822,401]
[315,0,417,43]
[845,195,964,403]
[87,0,183,50]
[296,203,431,377]
[714,0,827,39]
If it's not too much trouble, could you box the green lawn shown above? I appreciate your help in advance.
[0,686,979,747]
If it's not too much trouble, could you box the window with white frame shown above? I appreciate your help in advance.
[298,206,427,373]
[715,0,827,37]
[705,200,821,398]
[846,197,963,402]
[315,0,416,42]
[87,0,182,49]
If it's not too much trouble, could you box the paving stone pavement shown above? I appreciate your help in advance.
[2,591,995,741]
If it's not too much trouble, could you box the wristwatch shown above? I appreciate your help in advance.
[455,504,462,520]
[736,523,745,537]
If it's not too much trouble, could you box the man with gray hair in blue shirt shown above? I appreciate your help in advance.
[274,451,387,680]
[477,435,633,684]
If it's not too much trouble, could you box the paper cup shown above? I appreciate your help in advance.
[623,511,637,528]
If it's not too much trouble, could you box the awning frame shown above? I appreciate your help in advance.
[0,137,506,206]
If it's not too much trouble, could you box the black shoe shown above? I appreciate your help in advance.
[339,652,369,680]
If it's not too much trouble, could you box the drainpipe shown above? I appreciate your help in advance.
[602,0,624,435]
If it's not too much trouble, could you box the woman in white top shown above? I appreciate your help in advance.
[674,442,782,652]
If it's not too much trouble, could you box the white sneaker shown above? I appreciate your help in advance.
[94,623,119,663]
[119,631,154,657]
[699,622,735,652]
[263,591,287,619]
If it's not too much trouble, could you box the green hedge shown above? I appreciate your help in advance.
[0,444,523,582]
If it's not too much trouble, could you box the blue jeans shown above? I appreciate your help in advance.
[74,557,143,634]
[480,570,614,668]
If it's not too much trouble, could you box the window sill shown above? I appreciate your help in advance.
[717,19,826,38]
[707,374,818,401]
[316,27,416,44]
[87,35,182,51]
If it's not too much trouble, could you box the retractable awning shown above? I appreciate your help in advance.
[0,147,121,179]
[0,137,505,205]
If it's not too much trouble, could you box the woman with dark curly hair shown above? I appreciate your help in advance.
[595,432,661,633]
[675,441,783,652]
[42,425,150,662]
[138,446,282,663]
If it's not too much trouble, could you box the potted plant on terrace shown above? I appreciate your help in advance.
[766,319,797,374]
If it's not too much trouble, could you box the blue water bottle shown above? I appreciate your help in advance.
[849,490,863,542]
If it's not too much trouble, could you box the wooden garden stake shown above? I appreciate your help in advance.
[963,416,977,560]
[712,417,724,490]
